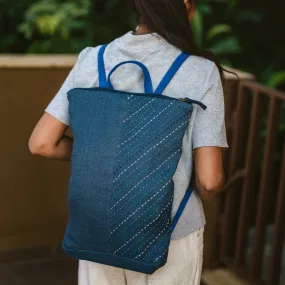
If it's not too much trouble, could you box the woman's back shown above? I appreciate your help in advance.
[30,0,228,283]
[46,31,228,240]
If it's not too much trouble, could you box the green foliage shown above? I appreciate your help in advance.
[18,0,92,53]
[191,3,242,66]
[0,0,284,90]
[207,24,232,41]
[190,0,285,89]
[267,71,285,89]
[0,0,34,53]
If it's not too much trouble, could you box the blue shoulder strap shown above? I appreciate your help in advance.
[170,179,194,232]
[155,53,191,95]
[99,45,190,95]
[98,45,108,88]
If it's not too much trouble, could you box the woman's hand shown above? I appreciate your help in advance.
[194,146,225,200]
[29,113,73,161]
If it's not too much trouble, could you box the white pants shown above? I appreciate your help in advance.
[78,228,204,285]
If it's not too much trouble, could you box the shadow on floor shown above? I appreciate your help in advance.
[0,251,77,285]
[0,248,205,285]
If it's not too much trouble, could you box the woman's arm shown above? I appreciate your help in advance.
[29,113,73,161]
[194,146,225,200]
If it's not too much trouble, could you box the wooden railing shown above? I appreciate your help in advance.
[218,80,285,285]
[0,54,252,254]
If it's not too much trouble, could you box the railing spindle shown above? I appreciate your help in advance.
[267,136,285,285]
[221,84,249,259]
[235,90,264,269]
[250,97,281,281]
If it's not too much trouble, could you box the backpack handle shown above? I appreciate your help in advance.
[107,61,154,94]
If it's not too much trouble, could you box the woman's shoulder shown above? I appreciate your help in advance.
[180,54,219,92]
[76,46,101,64]
[187,54,217,77]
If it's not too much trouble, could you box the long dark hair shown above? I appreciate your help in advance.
[132,0,227,84]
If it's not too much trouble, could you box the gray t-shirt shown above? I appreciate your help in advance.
[45,31,228,240]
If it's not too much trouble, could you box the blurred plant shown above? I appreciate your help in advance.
[263,70,285,89]
[0,0,34,53]
[192,4,241,66]
[191,1,261,66]
[19,0,92,53]
[1,0,285,90]
[191,0,285,90]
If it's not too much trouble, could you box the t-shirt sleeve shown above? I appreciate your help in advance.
[192,64,229,149]
[45,47,90,126]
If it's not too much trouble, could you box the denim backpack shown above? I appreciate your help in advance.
[62,45,206,274]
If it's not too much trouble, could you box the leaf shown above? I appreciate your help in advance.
[35,15,61,35]
[192,9,203,47]
[207,24,232,41]
[210,37,242,55]
[18,22,33,39]
[198,3,211,15]
[267,71,285,88]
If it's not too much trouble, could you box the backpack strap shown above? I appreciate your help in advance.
[98,45,108,88]
[169,179,194,232]
[155,53,190,95]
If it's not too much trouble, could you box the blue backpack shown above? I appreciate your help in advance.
[62,45,206,274]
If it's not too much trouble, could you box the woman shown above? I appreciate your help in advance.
[29,0,228,284]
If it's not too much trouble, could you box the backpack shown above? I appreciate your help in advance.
[62,44,206,274]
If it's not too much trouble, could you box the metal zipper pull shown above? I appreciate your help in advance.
[179,98,207,110]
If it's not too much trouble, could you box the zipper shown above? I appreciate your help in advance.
[178,98,207,110]
[70,87,207,110]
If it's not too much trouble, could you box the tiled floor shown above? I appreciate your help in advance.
[0,254,78,285]
[1,249,206,285]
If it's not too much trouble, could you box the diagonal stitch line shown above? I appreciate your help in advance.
[121,102,171,141]
[118,102,175,148]
[111,176,173,231]
[117,119,188,169]
[119,210,170,258]
[111,148,176,200]
[110,180,171,235]
[134,221,170,260]
[111,191,173,243]
[111,154,178,223]
[112,120,188,183]
[122,100,145,133]
[110,160,175,220]
[126,206,172,256]
[153,249,168,263]
[111,126,186,202]
[123,98,156,123]
[136,217,171,261]
[116,103,182,160]
[110,149,179,209]
[111,150,159,197]
[125,96,147,117]
[118,104,183,155]
[117,199,173,256]
[111,132,183,198]
[114,130,183,181]
[147,235,170,262]
[110,193,172,250]
[114,200,172,253]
